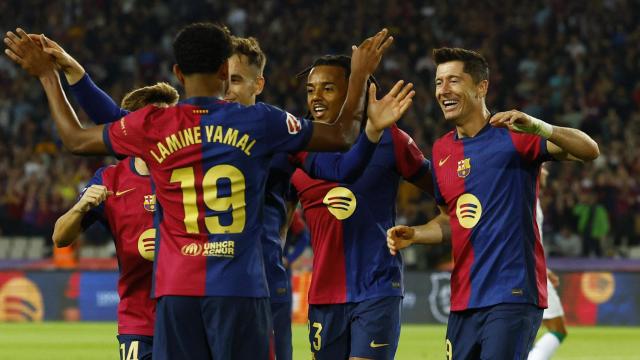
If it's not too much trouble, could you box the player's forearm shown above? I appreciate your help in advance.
[62,62,86,86]
[412,214,450,245]
[548,126,599,162]
[70,73,129,124]
[335,71,368,146]
[364,121,383,143]
[52,207,85,248]
[307,131,376,183]
[39,72,108,155]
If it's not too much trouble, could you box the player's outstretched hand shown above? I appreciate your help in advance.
[28,34,85,85]
[367,80,415,132]
[351,28,393,77]
[4,28,56,78]
[386,225,416,256]
[490,110,553,138]
[73,185,113,213]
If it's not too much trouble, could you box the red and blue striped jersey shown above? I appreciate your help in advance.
[291,125,430,304]
[432,124,551,311]
[104,98,313,298]
[81,158,156,336]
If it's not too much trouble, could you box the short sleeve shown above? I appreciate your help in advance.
[509,131,554,163]
[104,104,162,158]
[255,103,313,154]
[79,167,107,229]
[391,125,431,181]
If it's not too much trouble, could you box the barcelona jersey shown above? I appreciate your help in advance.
[291,125,430,304]
[104,98,313,298]
[432,124,551,311]
[82,158,156,336]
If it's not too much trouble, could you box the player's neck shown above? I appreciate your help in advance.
[183,75,225,99]
[455,107,491,138]
[134,157,149,176]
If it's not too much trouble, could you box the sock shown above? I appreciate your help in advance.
[527,332,562,360]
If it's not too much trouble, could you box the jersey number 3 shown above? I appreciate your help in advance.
[171,165,246,234]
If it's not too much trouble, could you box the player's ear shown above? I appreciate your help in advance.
[477,79,489,99]
[218,60,229,81]
[173,64,185,86]
[254,76,265,96]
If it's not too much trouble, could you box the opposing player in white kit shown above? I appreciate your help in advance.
[528,166,568,360]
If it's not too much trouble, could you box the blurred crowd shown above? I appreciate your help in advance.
[1,0,639,266]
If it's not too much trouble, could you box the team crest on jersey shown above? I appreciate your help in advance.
[323,187,357,220]
[286,112,302,134]
[428,272,451,324]
[457,158,471,178]
[143,195,156,212]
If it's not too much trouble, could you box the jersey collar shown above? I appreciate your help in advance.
[180,96,227,106]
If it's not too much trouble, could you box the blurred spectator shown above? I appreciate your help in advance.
[574,191,610,257]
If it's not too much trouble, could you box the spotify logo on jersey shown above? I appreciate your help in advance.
[138,228,156,261]
[455,193,482,229]
[323,187,357,220]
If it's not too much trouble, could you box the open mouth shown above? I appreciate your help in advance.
[312,103,328,118]
[442,99,460,112]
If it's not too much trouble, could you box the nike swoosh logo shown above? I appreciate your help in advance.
[370,341,390,348]
[115,188,136,196]
[438,155,451,167]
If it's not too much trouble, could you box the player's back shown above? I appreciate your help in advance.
[105,97,313,298]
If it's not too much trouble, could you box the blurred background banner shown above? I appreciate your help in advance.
[3,269,639,326]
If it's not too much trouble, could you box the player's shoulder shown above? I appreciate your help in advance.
[433,130,456,149]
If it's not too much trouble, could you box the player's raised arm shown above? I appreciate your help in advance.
[297,80,416,183]
[33,34,129,124]
[490,110,600,162]
[4,28,108,155]
[304,28,394,152]
[386,205,450,256]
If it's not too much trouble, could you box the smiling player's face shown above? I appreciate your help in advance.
[225,54,262,106]
[435,61,486,123]
[306,65,348,123]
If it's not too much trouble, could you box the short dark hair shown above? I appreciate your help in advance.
[232,36,267,74]
[433,47,489,83]
[121,82,179,111]
[173,23,233,75]
[297,55,352,79]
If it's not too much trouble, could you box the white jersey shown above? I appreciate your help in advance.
[538,198,564,318]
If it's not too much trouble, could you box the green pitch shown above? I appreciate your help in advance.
[0,322,638,359]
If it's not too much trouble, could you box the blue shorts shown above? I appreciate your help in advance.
[446,303,543,360]
[153,296,272,360]
[271,301,292,360]
[308,296,401,360]
[117,334,153,360]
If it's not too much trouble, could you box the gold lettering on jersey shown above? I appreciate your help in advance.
[202,240,235,257]
[149,125,255,164]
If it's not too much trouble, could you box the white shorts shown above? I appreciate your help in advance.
[543,280,565,319]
